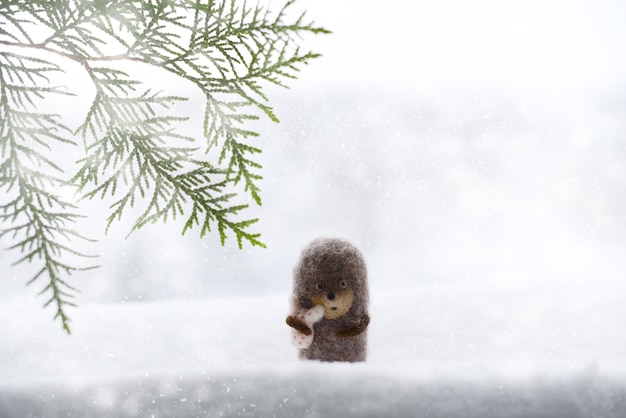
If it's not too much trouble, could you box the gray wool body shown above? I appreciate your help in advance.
[287,238,369,362]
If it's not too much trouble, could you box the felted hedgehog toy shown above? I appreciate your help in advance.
[286,238,370,362]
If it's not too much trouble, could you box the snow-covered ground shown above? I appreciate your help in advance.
[2,286,626,417]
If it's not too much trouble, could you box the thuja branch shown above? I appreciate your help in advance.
[0,52,98,334]
[0,0,328,333]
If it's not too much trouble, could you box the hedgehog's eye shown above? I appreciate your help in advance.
[315,282,324,291]
[339,280,347,289]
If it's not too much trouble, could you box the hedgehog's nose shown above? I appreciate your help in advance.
[327,292,336,301]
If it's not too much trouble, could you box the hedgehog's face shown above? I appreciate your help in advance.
[309,273,354,319]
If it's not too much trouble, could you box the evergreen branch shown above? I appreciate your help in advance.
[1,1,327,211]
[0,51,97,333]
[74,66,265,247]
[1,0,327,332]
[131,0,327,204]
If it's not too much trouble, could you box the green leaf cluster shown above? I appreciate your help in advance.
[0,0,328,332]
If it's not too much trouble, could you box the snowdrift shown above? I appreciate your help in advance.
[3,366,626,418]
[2,287,626,417]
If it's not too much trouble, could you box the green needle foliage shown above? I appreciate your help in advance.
[0,0,329,333]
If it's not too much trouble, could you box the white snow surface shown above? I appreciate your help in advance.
[2,286,626,417]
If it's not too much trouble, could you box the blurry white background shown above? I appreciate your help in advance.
[1,0,625,326]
